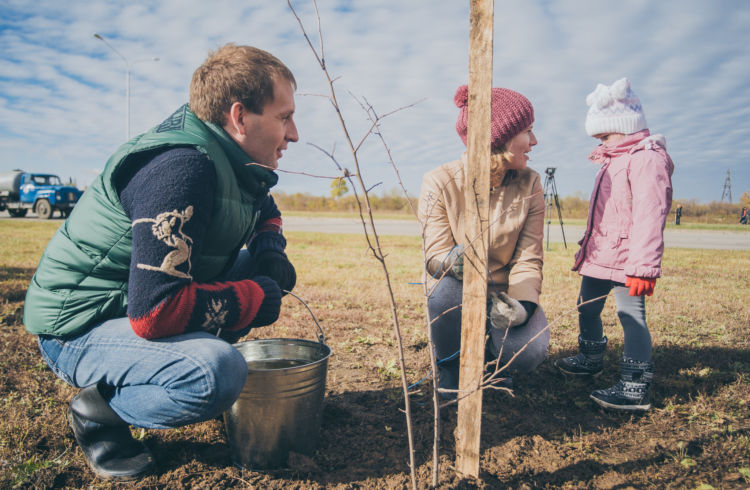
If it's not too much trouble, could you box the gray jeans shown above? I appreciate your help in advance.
[427,276,549,373]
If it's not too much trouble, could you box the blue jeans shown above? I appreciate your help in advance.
[36,251,256,429]
[427,276,549,373]
[577,275,651,362]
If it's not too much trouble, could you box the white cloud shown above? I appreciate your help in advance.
[0,0,748,200]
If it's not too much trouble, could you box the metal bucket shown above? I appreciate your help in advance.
[223,292,331,469]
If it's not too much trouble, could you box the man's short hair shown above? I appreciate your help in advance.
[189,44,296,125]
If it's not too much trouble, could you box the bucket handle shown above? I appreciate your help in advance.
[214,290,326,344]
[282,289,326,344]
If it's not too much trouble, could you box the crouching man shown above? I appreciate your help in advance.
[23,43,299,480]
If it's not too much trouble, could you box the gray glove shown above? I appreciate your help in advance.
[445,244,464,280]
[489,292,528,329]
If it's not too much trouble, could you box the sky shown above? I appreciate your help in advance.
[1,0,749,203]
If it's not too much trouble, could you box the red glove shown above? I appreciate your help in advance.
[625,276,656,297]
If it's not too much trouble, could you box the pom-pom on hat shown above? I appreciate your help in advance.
[454,84,534,150]
[585,77,647,136]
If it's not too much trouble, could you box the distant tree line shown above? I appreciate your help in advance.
[273,188,417,214]
[273,189,750,223]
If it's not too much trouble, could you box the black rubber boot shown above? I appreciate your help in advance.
[67,384,155,480]
[555,336,608,376]
[590,357,653,411]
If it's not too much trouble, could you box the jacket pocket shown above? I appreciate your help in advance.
[587,227,632,269]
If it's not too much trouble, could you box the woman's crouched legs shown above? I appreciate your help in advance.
[487,306,550,373]
[427,276,549,399]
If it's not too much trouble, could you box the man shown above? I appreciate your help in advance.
[23,44,299,480]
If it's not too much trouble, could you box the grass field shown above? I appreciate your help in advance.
[1,220,748,488]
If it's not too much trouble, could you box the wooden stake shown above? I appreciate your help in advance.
[455,0,493,479]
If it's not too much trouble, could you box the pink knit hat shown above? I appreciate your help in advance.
[454,84,534,149]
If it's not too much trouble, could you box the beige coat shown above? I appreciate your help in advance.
[418,153,545,304]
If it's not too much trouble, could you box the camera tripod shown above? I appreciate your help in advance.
[543,167,566,251]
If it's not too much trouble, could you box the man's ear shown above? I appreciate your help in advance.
[224,102,246,137]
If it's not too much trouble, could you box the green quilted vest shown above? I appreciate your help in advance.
[23,105,278,336]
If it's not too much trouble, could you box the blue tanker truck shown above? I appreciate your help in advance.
[0,170,83,219]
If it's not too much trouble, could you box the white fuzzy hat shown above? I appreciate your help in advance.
[585,77,647,136]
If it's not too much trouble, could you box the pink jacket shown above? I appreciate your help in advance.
[572,130,674,283]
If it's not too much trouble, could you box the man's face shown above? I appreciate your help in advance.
[236,77,299,169]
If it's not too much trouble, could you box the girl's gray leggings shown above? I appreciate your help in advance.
[578,275,652,362]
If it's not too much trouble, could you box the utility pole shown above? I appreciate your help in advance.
[721,169,732,202]
[94,33,159,140]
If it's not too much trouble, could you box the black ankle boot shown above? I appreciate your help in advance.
[590,357,653,411]
[555,336,608,376]
[68,384,155,480]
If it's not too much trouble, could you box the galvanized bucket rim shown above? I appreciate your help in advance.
[233,290,332,372]
[234,337,332,372]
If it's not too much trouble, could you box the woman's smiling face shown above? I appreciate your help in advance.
[505,125,537,170]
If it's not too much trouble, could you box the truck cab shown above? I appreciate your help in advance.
[0,170,83,219]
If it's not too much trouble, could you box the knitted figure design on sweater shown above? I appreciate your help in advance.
[133,206,195,279]
[118,147,283,339]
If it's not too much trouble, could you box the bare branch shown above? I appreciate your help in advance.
[246,159,354,181]
[360,97,422,220]
[313,0,325,67]
[351,93,426,154]
[307,142,343,170]
[298,92,332,99]
[287,0,325,69]
[288,2,417,486]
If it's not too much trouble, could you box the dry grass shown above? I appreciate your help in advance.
[1,220,749,488]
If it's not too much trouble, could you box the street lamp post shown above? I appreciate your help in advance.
[94,33,158,140]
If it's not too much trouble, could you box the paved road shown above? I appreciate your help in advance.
[2,212,748,250]
[283,216,750,250]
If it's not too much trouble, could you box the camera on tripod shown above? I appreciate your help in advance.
[542,166,566,250]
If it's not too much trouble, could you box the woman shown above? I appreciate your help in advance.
[418,85,548,399]
[555,77,674,412]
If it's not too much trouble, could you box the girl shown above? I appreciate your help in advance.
[556,78,674,411]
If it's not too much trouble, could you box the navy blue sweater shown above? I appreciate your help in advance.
[117,147,284,339]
